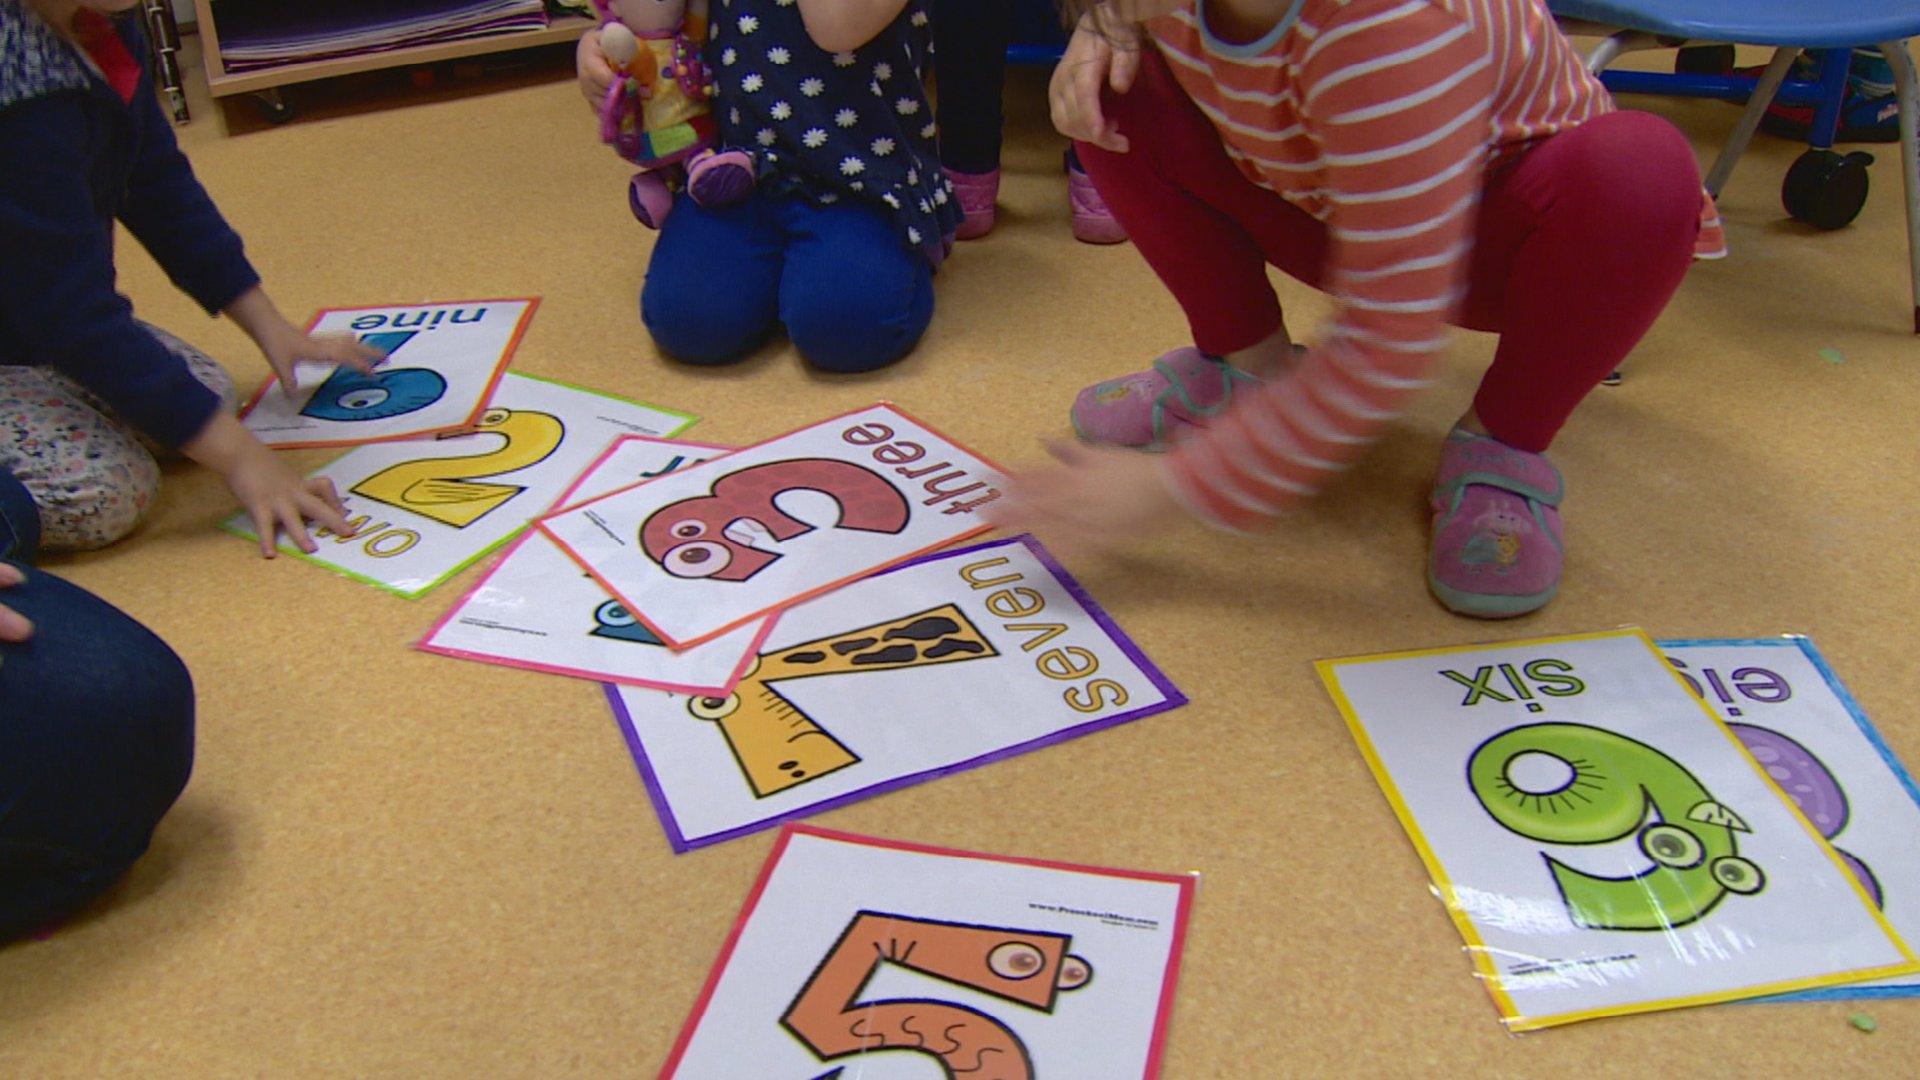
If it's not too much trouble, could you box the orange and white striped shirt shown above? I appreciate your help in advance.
[1151,0,1611,531]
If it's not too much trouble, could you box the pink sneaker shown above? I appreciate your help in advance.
[687,149,755,209]
[1428,429,1565,618]
[628,171,675,229]
[1070,348,1258,451]
[1067,152,1127,245]
[947,167,999,240]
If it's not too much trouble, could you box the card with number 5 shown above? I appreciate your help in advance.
[536,404,1003,649]
[660,825,1195,1079]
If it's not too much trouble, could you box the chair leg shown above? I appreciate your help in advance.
[1583,30,1662,75]
[1880,40,1920,333]
[1704,47,1800,195]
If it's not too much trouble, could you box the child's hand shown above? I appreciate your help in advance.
[0,563,33,643]
[1050,12,1143,153]
[223,285,382,395]
[182,413,356,558]
[578,28,615,112]
[257,323,384,397]
[989,441,1183,561]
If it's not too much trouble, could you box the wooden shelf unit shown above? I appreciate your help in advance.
[190,2,593,98]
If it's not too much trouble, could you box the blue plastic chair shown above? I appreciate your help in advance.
[1550,2,1920,332]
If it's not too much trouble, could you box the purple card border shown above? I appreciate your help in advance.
[603,534,1189,853]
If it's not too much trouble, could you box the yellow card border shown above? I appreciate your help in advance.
[1315,626,1920,1030]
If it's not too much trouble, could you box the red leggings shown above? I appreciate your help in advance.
[1076,48,1703,452]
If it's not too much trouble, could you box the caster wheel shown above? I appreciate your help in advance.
[1675,45,1736,77]
[254,91,294,125]
[1782,149,1873,230]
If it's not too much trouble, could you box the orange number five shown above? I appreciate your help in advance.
[781,911,1092,1079]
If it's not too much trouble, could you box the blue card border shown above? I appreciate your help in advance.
[1660,635,1920,1001]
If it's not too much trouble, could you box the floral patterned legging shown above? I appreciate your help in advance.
[0,323,235,552]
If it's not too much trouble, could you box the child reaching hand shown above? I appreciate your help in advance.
[1004,0,1712,618]
[579,0,960,373]
[1,0,377,556]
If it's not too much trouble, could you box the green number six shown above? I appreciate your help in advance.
[1467,723,1765,931]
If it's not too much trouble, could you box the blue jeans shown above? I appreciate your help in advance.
[642,192,936,373]
[0,468,194,944]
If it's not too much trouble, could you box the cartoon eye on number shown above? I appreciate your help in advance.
[640,459,909,583]
[783,912,1092,1079]
[589,599,664,645]
[1467,722,1767,931]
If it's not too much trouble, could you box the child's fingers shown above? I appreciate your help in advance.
[0,600,33,643]
[308,478,351,524]
[279,501,320,555]
[1110,42,1140,94]
[300,485,352,538]
[0,562,22,587]
[251,508,280,559]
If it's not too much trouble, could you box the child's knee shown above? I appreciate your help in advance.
[1570,112,1702,230]
[641,275,775,366]
[30,448,161,553]
[786,275,935,374]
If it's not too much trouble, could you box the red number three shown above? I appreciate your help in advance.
[641,459,910,582]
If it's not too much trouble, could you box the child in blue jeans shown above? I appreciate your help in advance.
[578,0,960,373]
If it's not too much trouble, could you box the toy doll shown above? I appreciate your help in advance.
[594,0,753,227]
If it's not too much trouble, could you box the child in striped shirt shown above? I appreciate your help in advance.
[1003,0,1710,618]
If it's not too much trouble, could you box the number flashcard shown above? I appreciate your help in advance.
[1317,629,1918,1029]
[607,536,1185,851]
[537,404,1003,648]
[660,825,1194,1079]
[417,435,774,694]
[239,298,536,448]
[1661,637,1920,1000]
[225,373,696,598]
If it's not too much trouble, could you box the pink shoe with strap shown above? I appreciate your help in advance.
[1070,348,1259,451]
[947,167,999,240]
[1066,151,1127,245]
[1428,429,1565,618]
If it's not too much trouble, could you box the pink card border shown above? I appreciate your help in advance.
[413,434,773,696]
[656,823,1198,1079]
[536,403,1004,650]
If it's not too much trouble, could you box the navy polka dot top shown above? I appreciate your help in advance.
[710,0,960,266]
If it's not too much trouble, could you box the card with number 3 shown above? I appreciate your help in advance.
[536,404,1004,649]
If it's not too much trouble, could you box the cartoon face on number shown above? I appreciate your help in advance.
[299,366,448,422]
[639,458,910,582]
[1468,723,1766,931]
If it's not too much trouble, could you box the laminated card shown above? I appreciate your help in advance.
[240,298,535,448]
[1316,628,1918,1029]
[660,825,1195,1079]
[608,536,1185,851]
[538,404,1002,648]
[225,373,696,597]
[418,435,772,695]
[1661,637,1920,1000]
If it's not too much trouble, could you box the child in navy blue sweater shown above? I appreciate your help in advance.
[0,0,379,554]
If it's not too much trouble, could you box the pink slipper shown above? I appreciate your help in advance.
[1070,348,1258,451]
[947,167,998,240]
[687,149,756,208]
[1067,152,1127,245]
[1428,429,1565,618]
